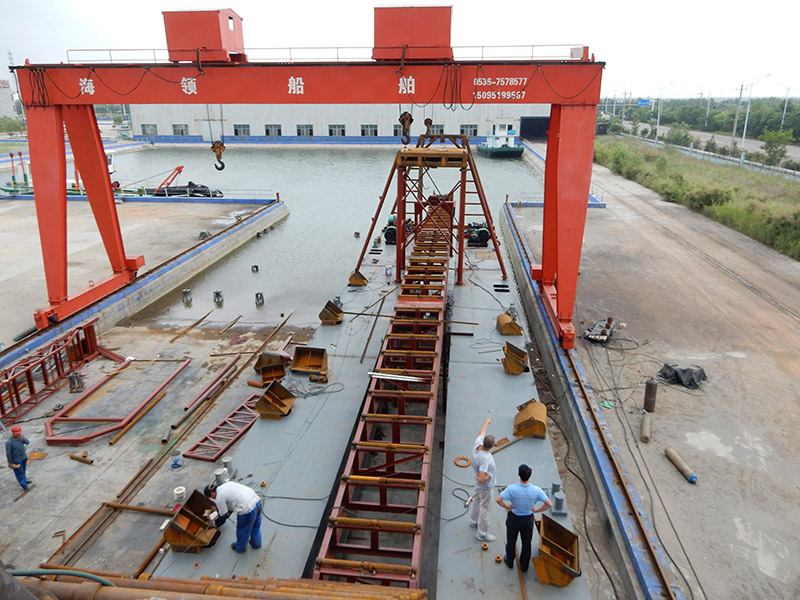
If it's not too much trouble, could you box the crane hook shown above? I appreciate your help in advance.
[211,140,226,171]
[398,111,413,145]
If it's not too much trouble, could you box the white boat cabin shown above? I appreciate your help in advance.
[484,120,521,148]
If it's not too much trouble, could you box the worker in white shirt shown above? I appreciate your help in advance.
[204,481,262,553]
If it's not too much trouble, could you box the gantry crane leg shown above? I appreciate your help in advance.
[26,105,143,328]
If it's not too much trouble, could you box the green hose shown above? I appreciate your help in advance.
[9,569,116,587]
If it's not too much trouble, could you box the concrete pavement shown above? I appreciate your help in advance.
[512,157,800,599]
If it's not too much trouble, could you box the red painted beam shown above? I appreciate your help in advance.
[15,62,603,107]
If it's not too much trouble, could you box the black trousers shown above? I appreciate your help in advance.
[505,511,534,571]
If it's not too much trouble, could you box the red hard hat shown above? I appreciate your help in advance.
[11,425,22,434]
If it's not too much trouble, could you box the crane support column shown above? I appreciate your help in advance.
[26,105,144,328]
[537,103,597,349]
[27,106,69,308]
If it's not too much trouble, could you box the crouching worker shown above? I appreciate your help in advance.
[204,481,262,553]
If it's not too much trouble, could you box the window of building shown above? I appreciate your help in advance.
[361,124,378,137]
[328,124,346,136]
[172,124,189,136]
[141,124,158,136]
[297,124,314,136]
[460,124,478,137]
[233,124,251,136]
[265,124,282,136]
[393,124,403,137]
[429,124,444,135]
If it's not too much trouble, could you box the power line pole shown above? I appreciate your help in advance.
[730,83,744,153]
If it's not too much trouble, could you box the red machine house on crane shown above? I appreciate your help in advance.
[12,6,603,349]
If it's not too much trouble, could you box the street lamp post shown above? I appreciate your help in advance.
[730,83,745,153]
[781,87,791,130]
[740,74,770,158]
[655,83,672,143]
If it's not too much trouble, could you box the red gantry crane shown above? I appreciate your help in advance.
[12,7,601,345]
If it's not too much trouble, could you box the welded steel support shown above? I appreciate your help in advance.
[536,103,597,349]
[0,320,111,426]
[395,167,407,282]
[182,394,260,461]
[456,167,467,284]
[45,358,190,445]
[316,211,448,587]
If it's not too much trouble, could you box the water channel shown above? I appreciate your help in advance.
[113,146,544,329]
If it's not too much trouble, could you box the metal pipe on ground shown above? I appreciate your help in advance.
[109,390,167,445]
[640,412,652,443]
[665,447,697,483]
[182,355,241,412]
[171,365,237,430]
[35,567,426,598]
[69,454,93,464]
[103,502,174,517]
[27,580,427,600]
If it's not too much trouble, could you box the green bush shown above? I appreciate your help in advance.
[664,123,692,147]
[684,186,733,211]
[593,136,800,260]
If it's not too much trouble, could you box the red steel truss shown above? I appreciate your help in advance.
[182,393,260,462]
[45,358,191,445]
[314,190,452,587]
[0,319,124,426]
[353,134,507,287]
[11,7,602,348]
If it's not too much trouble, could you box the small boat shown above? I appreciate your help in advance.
[143,181,223,198]
[476,121,525,158]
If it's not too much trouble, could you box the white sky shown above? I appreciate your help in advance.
[2,0,796,101]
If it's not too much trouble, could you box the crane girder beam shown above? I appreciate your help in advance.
[14,52,603,349]
[15,61,603,106]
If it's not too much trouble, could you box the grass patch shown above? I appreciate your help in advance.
[0,141,29,154]
[594,136,800,260]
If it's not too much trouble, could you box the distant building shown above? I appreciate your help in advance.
[0,80,16,119]
[129,104,550,144]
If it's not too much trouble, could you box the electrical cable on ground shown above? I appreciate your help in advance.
[581,337,708,599]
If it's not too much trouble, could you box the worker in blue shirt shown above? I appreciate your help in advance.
[5,425,31,491]
[495,463,552,571]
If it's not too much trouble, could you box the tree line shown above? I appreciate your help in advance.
[599,96,799,170]
[605,96,799,143]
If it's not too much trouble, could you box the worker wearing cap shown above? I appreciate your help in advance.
[5,425,31,491]
[204,481,262,553]
[495,463,552,571]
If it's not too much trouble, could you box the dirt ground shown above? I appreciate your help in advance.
[514,160,800,599]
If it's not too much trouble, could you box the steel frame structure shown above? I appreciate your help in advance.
[182,393,260,462]
[45,358,191,445]
[12,7,602,348]
[0,319,123,426]
[353,134,507,287]
[315,208,449,587]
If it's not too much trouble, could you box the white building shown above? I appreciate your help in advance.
[129,103,550,143]
[0,80,16,119]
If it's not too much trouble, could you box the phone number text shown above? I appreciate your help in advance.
[476,90,526,100]
[473,77,528,86]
